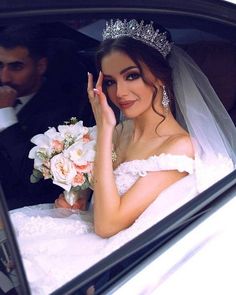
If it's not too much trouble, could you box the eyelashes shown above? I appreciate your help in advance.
[126,72,141,80]
[103,79,115,87]
[103,71,141,88]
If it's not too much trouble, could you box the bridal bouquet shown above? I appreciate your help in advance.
[28,117,96,205]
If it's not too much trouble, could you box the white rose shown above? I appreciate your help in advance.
[66,139,96,166]
[50,153,77,191]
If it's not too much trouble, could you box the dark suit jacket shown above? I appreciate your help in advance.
[0,81,95,209]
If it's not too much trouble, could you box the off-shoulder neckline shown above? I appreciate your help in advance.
[113,153,194,172]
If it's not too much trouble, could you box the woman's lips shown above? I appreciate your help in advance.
[119,100,136,109]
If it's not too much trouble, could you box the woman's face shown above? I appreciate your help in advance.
[101,50,161,119]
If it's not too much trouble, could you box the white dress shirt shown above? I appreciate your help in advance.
[0,93,35,132]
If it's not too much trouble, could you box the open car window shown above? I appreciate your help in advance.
[0,1,235,294]
[65,170,236,295]
[0,185,30,295]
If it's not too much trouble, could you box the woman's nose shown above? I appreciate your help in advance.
[116,81,127,98]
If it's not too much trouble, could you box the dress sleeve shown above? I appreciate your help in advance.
[114,153,195,177]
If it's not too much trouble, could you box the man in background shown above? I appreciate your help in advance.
[0,24,95,209]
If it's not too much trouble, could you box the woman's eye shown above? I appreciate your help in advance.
[103,79,115,87]
[126,72,141,81]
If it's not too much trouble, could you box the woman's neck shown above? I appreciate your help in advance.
[130,112,175,142]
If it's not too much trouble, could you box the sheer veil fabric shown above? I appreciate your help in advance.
[119,45,236,191]
[169,45,236,191]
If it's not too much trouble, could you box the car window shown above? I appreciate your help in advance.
[0,186,30,294]
[0,2,236,293]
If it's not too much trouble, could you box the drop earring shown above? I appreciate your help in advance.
[161,85,169,114]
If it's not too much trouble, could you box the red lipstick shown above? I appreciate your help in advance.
[119,100,136,109]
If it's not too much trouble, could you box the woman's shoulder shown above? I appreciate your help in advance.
[159,133,194,159]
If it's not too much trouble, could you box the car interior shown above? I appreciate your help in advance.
[39,17,236,125]
[0,6,236,294]
[2,17,235,124]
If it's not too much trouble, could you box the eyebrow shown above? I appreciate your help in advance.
[120,66,138,75]
[103,66,139,78]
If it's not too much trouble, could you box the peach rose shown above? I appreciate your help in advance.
[72,172,86,186]
[52,140,64,153]
[50,153,77,191]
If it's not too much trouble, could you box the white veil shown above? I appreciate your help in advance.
[169,45,236,191]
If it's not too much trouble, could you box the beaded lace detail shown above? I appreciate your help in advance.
[114,153,194,195]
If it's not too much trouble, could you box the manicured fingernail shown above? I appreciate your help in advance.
[93,88,100,94]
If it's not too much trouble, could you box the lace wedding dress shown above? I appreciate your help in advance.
[10,153,233,295]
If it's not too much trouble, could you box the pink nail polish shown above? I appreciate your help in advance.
[93,88,100,94]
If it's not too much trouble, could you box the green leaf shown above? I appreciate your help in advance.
[64,117,78,125]
[30,169,43,183]
[33,169,43,179]
[70,117,78,124]
[79,182,90,191]
[30,174,39,183]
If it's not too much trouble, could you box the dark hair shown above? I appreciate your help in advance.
[0,24,47,60]
[96,23,174,128]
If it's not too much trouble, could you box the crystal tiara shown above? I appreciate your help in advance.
[102,19,173,58]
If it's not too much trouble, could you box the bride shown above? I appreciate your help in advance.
[10,19,236,294]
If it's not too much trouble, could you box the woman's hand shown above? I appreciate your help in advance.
[87,71,116,129]
[54,194,88,210]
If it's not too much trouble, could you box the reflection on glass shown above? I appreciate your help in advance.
[0,218,20,294]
